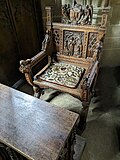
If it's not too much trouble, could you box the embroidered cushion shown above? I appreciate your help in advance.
[39,62,85,88]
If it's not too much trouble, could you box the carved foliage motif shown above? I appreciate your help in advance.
[63,30,84,57]
[19,59,32,73]
[87,32,98,57]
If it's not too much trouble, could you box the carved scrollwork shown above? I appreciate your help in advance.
[19,59,31,73]
[62,1,93,25]
[19,59,34,86]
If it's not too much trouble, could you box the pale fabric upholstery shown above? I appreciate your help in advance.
[37,62,85,88]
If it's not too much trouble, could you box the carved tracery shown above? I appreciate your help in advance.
[87,32,98,57]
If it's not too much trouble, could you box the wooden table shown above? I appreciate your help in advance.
[0,83,79,160]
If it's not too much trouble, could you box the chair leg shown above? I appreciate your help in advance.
[33,85,41,98]
[78,102,89,132]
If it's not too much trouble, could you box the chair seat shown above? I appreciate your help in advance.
[38,62,85,88]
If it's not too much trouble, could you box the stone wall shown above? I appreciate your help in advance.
[101,0,120,67]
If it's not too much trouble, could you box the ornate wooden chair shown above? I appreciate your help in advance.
[19,3,109,129]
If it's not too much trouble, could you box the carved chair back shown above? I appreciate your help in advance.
[45,6,107,65]
[52,24,105,59]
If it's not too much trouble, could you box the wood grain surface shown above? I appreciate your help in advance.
[0,83,79,160]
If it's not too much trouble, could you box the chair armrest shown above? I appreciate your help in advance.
[81,61,98,90]
[93,40,103,61]
[19,30,52,86]
[19,51,47,86]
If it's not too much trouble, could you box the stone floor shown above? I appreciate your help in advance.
[18,66,120,160]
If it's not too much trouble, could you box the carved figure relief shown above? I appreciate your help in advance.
[62,1,93,25]
[63,31,84,57]
[87,32,98,57]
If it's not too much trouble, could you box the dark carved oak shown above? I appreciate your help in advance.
[62,3,93,25]
[19,5,109,130]
[0,83,79,160]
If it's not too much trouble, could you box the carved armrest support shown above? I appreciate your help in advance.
[19,59,33,86]
[81,61,98,90]
[19,51,47,86]
[80,61,98,102]
[19,59,32,73]
[93,40,103,61]
[19,30,52,86]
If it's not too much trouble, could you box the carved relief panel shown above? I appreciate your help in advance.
[62,30,84,57]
